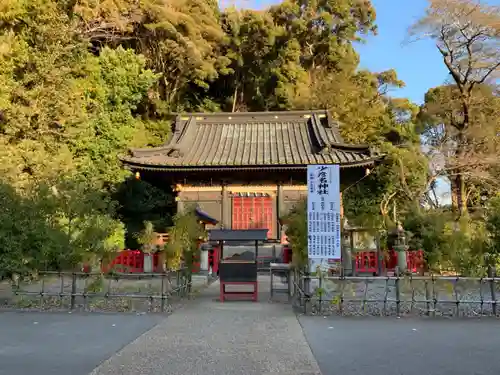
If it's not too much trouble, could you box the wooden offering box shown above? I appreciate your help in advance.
[208,229,267,302]
[219,260,257,282]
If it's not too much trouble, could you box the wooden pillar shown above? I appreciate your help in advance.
[176,193,184,213]
[277,184,283,240]
[221,184,231,229]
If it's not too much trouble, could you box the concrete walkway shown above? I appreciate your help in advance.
[89,276,321,375]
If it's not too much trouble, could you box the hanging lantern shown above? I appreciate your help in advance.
[135,171,140,180]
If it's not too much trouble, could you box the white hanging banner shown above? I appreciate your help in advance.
[307,165,341,260]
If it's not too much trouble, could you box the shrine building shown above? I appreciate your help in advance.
[120,110,380,267]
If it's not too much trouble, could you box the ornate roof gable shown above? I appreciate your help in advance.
[121,110,380,171]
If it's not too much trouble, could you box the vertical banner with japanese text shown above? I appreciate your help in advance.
[307,164,341,261]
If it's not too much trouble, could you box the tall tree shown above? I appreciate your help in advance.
[291,63,430,227]
[73,0,230,111]
[216,8,281,111]
[201,0,379,112]
[418,84,500,211]
[0,0,161,188]
[269,0,377,74]
[410,0,500,214]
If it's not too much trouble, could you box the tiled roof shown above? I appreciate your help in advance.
[121,110,380,170]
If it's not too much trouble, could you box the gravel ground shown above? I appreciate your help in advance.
[299,316,500,375]
[299,277,500,317]
[89,279,321,375]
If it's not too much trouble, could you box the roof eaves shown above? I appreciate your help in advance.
[129,145,171,158]
[170,109,329,118]
[120,157,381,172]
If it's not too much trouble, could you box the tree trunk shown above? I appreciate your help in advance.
[451,174,467,214]
[452,126,468,216]
[232,85,238,113]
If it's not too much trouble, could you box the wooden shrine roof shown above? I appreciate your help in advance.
[121,110,381,171]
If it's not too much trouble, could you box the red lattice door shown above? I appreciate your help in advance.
[232,194,273,238]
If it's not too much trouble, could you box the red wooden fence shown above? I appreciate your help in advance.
[355,251,379,273]
[355,250,424,274]
[99,250,161,273]
[88,248,423,275]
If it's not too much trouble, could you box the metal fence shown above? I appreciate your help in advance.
[293,272,500,317]
[269,264,292,300]
[0,269,192,313]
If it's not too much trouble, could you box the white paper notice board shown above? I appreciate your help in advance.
[307,164,341,262]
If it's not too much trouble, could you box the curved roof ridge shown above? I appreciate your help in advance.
[325,112,345,144]
[174,116,198,154]
[171,109,329,118]
[120,110,382,169]
[309,113,329,150]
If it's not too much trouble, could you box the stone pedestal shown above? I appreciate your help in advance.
[143,254,153,273]
[200,250,209,271]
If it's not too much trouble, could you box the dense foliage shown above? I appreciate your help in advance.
[165,207,206,273]
[0,0,498,277]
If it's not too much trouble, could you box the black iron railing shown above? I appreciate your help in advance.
[0,268,192,313]
[292,272,500,317]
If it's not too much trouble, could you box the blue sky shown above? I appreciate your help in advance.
[354,0,452,202]
[233,0,460,202]
[356,0,450,104]
[240,0,451,104]
[225,0,500,204]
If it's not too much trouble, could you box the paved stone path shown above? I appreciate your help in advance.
[89,276,321,375]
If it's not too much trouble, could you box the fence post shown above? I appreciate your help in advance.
[395,266,401,317]
[304,271,311,314]
[287,268,292,301]
[176,270,181,297]
[187,270,192,298]
[160,273,166,313]
[293,268,299,300]
[489,265,497,316]
[70,273,77,310]
[351,252,357,276]
[318,272,323,314]
[425,279,431,316]
[270,266,274,299]
[376,232,383,276]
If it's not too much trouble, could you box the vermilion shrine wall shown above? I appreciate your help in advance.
[175,185,308,241]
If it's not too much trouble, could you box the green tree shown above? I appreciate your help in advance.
[135,221,157,254]
[73,0,230,111]
[485,195,500,261]
[0,182,62,277]
[39,177,125,269]
[410,0,500,214]
[0,1,161,189]
[166,207,206,272]
[114,178,174,249]
[269,0,377,74]
[0,177,125,276]
[418,84,500,213]
[69,46,160,185]
[214,8,280,111]
[282,200,308,268]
